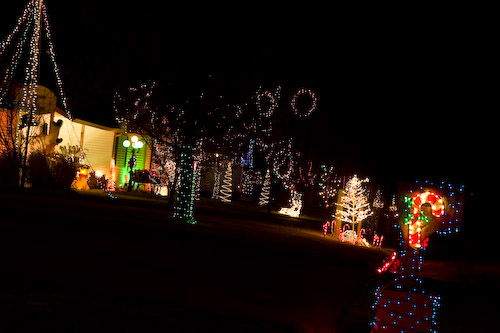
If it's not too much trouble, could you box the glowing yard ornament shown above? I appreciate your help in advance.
[279,191,303,218]
[406,191,445,249]
[336,175,372,233]
[71,165,90,190]
[372,181,464,332]
[291,88,317,118]
[212,169,220,200]
[258,169,271,207]
[219,162,232,203]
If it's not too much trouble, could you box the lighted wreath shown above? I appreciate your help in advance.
[291,88,317,118]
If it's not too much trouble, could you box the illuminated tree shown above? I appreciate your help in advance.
[318,165,343,208]
[336,175,373,233]
[172,145,196,224]
[258,169,270,206]
[0,1,72,187]
[219,162,232,203]
[114,76,229,222]
[211,168,220,200]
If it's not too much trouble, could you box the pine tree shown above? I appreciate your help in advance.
[259,169,270,206]
[336,175,372,232]
[219,162,232,203]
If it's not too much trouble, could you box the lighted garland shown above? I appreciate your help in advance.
[291,88,317,118]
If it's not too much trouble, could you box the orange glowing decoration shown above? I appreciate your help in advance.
[71,165,90,190]
[79,166,89,178]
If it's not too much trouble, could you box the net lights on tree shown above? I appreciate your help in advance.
[272,139,295,190]
[172,145,196,224]
[318,165,343,208]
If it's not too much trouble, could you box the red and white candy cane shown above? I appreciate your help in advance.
[409,191,445,248]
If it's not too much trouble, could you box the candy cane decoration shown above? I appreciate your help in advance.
[408,191,445,248]
[322,221,330,237]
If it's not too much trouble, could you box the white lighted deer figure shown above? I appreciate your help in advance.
[279,191,303,218]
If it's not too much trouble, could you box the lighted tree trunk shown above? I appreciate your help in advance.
[333,189,344,239]
[172,145,196,224]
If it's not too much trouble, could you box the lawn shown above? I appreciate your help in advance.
[0,192,498,332]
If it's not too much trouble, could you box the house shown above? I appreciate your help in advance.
[49,110,152,190]
[0,85,151,190]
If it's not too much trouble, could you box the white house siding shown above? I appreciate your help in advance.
[81,125,115,178]
[54,112,81,148]
[53,112,116,178]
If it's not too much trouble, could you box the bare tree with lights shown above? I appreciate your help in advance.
[335,175,373,233]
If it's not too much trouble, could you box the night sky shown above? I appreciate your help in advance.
[0,2,490,194]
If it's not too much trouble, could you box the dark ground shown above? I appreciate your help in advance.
[0,192,498,332]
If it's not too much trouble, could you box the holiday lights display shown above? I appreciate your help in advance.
[371,181,465,332]
[272,139,295,189]
[291,88,317,118]
[241,168,262,199]
[404,192,444,249]
[149,142,176,195]
[318,165,344,208]
[296,159,316,189]
[258,169,270,207]
[219,162,232,203]
[372,287,441,332]
[193,155,202,201]
[372,233,384,247]
[372,223,441,332]
[414,180,465,237]
[279,191,303,218]
[338,225,371,247]
[322,221,332,236]
[240,139,257,197]
[255,86,280,144]
[172,145,196,224]
[335,175,373,233]
[372,189,384,209]
[0,1,121,198]
[400,181,465,248]
[40,2,72,120]
[113,80,158,134]
[212,168,220,200]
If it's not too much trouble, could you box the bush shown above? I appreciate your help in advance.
[52,156,78,190]
[28,152,51,189]
[0,153,19,191]
[27,152,79,191]
[87,171,108,190]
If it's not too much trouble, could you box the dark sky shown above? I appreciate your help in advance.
[1,1,490,192]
